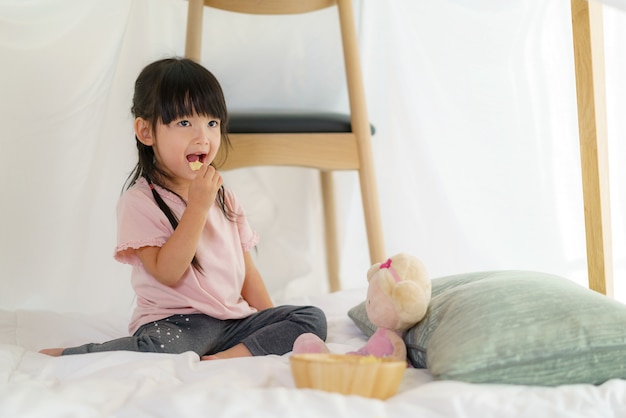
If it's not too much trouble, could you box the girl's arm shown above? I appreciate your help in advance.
[134,204,207,286]
[136,165,223,286]
[241,251,274,310]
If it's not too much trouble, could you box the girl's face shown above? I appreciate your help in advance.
[139,113,221,192]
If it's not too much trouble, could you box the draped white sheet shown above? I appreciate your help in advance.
[0,0,624,315]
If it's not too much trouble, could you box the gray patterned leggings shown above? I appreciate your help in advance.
[62,305,327,357]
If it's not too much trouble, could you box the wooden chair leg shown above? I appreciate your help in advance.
[571,0,613,296]
[320,171,340,292]
[358,163,386,267]
[185,0,204,61]
[336,0,386,267]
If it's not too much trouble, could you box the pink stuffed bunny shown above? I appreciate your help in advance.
[293,253,431,363]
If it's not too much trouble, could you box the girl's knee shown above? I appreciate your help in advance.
[296,306,328,339]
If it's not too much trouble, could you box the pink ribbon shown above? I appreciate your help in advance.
[380,258,401,283]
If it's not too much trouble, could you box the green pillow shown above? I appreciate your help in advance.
[347,270,626,386]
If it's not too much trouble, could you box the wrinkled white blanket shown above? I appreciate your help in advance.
[1,289,625,418]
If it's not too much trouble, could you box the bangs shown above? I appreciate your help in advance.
[155,61,228,125]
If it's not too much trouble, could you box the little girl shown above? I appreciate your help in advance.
[40,57,327,360]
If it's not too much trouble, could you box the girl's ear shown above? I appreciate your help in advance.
[134,117,154,146]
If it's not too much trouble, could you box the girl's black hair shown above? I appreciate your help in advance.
[124,57,234,271]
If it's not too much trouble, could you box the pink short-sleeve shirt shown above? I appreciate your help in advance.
[114,178,260,334]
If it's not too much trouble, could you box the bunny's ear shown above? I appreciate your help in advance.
[366,263,381,282]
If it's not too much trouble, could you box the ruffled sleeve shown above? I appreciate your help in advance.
[114,181,174,266]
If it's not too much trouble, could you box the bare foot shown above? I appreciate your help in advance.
[292,333,330,355]
[200,343,251,361]
[39,348,64,356]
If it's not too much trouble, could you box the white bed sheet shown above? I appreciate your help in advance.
[1,289,625,418]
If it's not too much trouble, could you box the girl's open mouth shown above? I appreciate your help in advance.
[186,154,206,163]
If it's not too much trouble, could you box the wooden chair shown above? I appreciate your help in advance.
[184,0,386,292]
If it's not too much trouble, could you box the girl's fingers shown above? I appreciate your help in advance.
[204,166,222,186]
[190,166,221,203]
[202,164,217,179]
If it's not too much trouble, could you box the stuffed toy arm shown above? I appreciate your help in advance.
[349,328,407,362]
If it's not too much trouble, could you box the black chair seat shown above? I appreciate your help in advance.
[228,111,375,134]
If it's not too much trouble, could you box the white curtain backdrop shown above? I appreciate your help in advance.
[1,0,624,315]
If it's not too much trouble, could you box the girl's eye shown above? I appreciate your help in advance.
[178,120,191,127]
[208,120,218,127]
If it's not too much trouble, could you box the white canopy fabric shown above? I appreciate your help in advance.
[0,0,624,314]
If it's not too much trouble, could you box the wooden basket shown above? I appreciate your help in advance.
[289,353,406,399]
